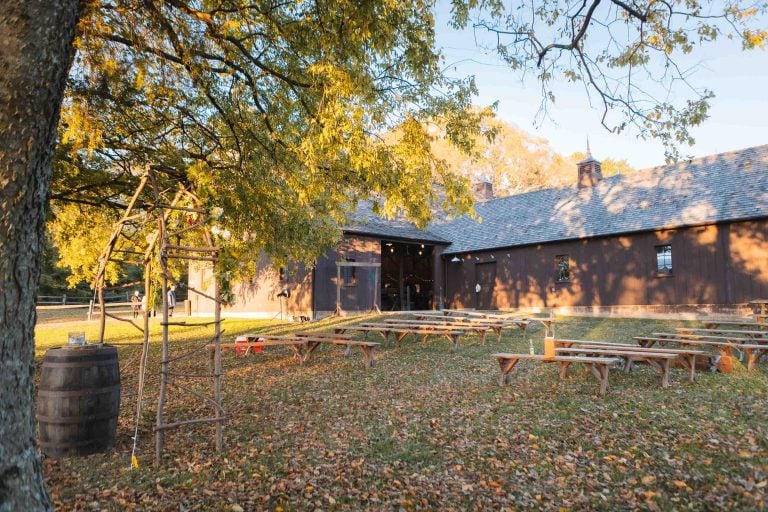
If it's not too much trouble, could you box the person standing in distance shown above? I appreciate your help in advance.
[168,286,177,317]
[131,291,141,319]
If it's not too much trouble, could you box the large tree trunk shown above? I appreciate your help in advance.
[0,1,81,510]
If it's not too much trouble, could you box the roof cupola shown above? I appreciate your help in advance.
[577,139,603,188]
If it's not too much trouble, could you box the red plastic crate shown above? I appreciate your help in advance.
[235,334,264,355]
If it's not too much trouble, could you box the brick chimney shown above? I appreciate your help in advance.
[473,181,494,202]
[577,140,602,188]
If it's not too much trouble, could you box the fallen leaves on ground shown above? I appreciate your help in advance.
[41,315,768,511]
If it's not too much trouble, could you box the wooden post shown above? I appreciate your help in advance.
[405,285,410,312]
[153,247,168,464]
[214,274,223,451]
[335,264,342,315]
[98,282,106,343]
[371,267,381,314]
[398,259,404,311]
[160,217,171,458]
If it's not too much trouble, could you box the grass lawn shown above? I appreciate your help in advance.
[37,314,768,511]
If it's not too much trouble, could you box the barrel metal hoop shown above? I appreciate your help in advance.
[41,360,119,368]
[38,384,121,397]
[36,410,119,423]
[37,438,104,449]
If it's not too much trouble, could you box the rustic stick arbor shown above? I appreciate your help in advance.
[92,167,225,465]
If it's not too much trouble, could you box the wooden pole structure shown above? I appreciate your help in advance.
[155,216,168,465]
[93,174,148,343]
[334,264,342,316]
[97,286,106,343]
[92,167,226,466]
[371,266,381,314]
[398,259,404,311]
[213,268,223,451]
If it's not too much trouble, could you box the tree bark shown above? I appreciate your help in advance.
[0,1,81,510]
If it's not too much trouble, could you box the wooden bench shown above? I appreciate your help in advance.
[441,309,480,317]
[295,332,378,368]
[332,326,393,343]
[702,320,768,330]
[652,331,763,345]
[492,353,622,396]
[644,332,762,351]
[675,327,768,340]
[442,308,527,320]
[656,331,756,340]
[555,339,706,382]
[206,337,307,366]
[555,339,636,349]
[635,336,768,370]
[554,347,692,386]
[336,325,464,349]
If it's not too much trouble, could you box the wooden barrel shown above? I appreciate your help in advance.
[37,345,120,458]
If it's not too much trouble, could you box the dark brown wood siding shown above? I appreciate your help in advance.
[445,219,768,308]
[313,235,382,314]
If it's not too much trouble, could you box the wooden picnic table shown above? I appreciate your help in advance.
[414,313,530,339]
[441,308,533,318]
[441,309,525,321]
[440,309,556,336]
[555,339,706,377]
[635,336,768,370]
[376,319,492,344]
[335,324,464,350]
[209,333,380,369]
[554,346,695,386]
[492,353,622,396]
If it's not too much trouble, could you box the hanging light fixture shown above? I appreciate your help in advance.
[450,256,461,263]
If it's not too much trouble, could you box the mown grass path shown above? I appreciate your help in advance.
[37,315,768,511]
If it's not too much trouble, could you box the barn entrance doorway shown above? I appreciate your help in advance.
[381,241,434,311]
[475,262,497,309]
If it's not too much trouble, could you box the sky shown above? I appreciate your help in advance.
[433,2,768,170]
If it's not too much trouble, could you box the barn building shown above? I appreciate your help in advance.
[189,144,768,318]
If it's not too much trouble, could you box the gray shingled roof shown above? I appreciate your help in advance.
[344,201,449,243]
[344,144,768,252]
[430,144,768,254]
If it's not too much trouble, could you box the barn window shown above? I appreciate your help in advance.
[342,259,357,286]
[656,245,673,275]
[555,255,571,282]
